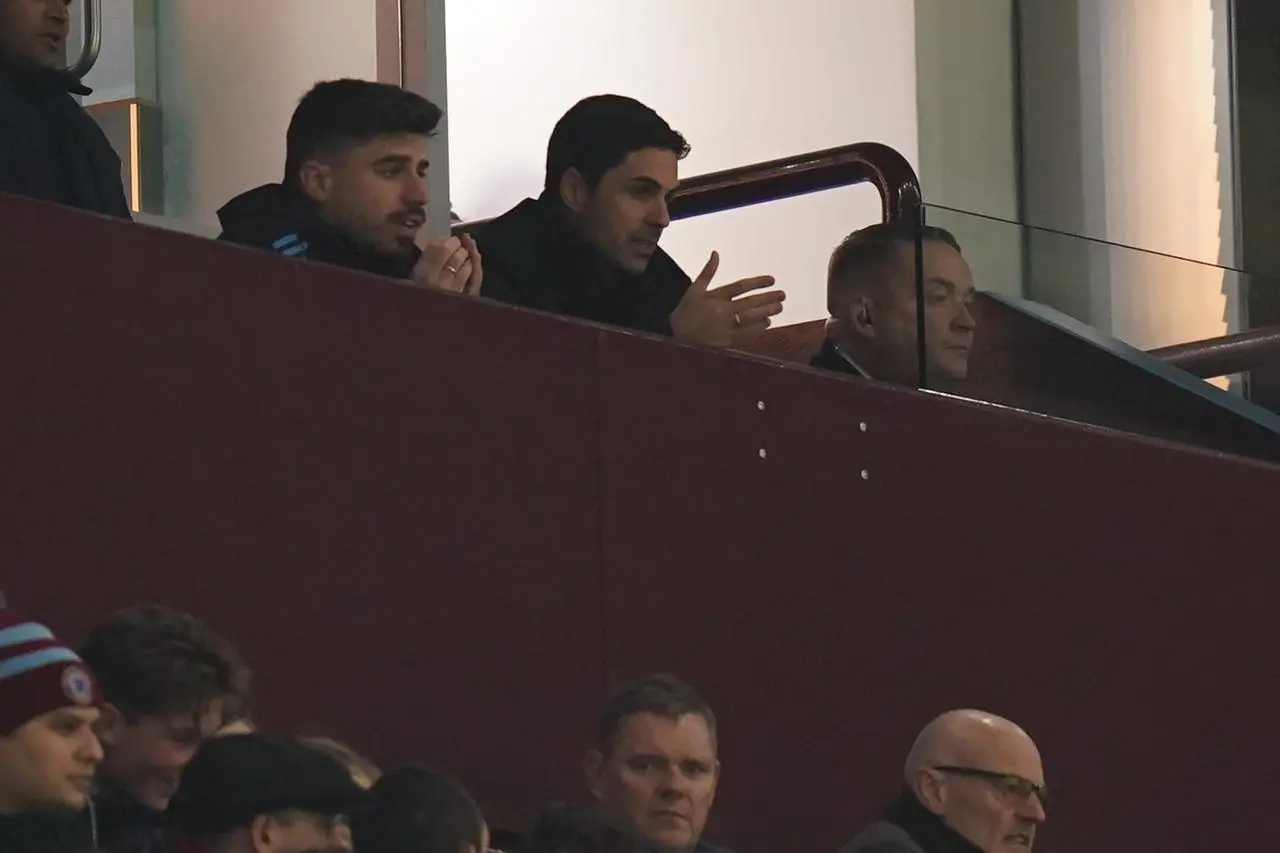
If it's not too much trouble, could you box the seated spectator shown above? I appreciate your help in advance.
[79,605,252,851]
[583,674,725,853]
[299,737,380,789]
[0,0,131,217]
[166,733,367,853]
[353,765,487,853]
[520,804,653,853]
[0,612,102,852]
[477,95,783,345]
[218,79,481,294]
[811,222,976,387]
[840,709,1047,853]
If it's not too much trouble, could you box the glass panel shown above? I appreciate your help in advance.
[913,203,1280,462]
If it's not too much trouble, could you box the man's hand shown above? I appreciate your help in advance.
[669,251,785,347]
[412,234,483,295]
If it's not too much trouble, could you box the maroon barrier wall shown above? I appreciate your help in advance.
[3,195,1280,853]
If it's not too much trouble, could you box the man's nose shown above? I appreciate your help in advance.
[47,0,70,24]
[404,174,429,208]
[82,729,105,764]
[1018,794,1047,824]
[647,199,671,229]
[955,301,977,332]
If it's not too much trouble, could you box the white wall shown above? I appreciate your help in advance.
[445,0,919,324]
[156,1,381,227]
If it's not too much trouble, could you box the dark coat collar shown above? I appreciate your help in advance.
[883,788,983,853]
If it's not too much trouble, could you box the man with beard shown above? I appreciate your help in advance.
[476,95,784,345]
[218,79,481,295]
[840,710,1047,853]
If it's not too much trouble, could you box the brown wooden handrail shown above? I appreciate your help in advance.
[1151,326,1280,378]
[452,141,919,234]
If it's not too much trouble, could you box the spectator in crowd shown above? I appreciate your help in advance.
[476,94,783,345]
[167,733,367,853]
[299,737,380,789]
[583,674,724,853]
[353,765,486,853]
[0,612,102,853]
[79,605,252,851]
[520,804,654,853]
[841,709,1047,853]
[811,222,976,387]
[0,0,131,217]
[218,79,481,294]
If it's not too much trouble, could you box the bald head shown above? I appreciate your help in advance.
[902,710,1047,853]
[905,710,1042,781]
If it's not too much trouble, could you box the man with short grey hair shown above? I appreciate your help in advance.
[840,709,1047,853]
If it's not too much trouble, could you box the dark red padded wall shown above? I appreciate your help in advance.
[595,332,1280,853]
[0,201,605,827]
[4,196,1280,853]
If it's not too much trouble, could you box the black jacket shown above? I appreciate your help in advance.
[0,56,130,218]
[475,196,690,335]
[86,789,165,853]
[217,183,420,280]
[810,338,869,378]
[0,811,94,853]
[839,789,981,853]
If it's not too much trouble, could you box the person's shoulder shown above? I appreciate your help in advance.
[839,819,925,853]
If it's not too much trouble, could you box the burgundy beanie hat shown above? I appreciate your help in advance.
[0,610,102,736]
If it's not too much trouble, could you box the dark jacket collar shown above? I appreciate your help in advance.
[478,195,690,335]
[810,338,872,379]
[217,183,420,280]
[0,53,91,99]
[882,788,982,853]
[0,809,94,853]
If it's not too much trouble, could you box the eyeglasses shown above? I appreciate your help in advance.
[933,766,1050,809]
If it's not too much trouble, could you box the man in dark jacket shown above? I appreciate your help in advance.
[476,94,783,346]
[0,611,104,853]
[218,78,481,294]
[811,222,975,387]
[0,0,130,218]
[840,710,1047,853]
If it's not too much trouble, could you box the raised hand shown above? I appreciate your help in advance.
[412,234,483,295]
[669,251,786,347]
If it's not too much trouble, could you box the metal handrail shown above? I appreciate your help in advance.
[1151,326,1280,379]
[453,141,921,234]
[66,0,102,79]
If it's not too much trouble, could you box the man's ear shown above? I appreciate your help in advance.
[94,703,127,748]
[298,159,334,205]
[582,748,605,799]
[249,814,276,853]
[911,768,947,816]
[559,167,590,213]
[849,294,876,340]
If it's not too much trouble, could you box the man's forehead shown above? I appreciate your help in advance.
[347,133,430,161]
[613,711,715,755]
[607,148,680,190]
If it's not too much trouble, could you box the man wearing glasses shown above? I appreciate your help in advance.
[840,710,1047,853]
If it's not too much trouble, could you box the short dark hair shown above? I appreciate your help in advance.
[521,804,655,853]
[596,674,716,756]
[544,95,690,194]
[354,765,485,853]
[284,79,443,188]
[299,736,381,786]
[826,221,962,315]
[79,604,251,723]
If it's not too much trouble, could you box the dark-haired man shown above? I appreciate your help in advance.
[0,0,131,217]
[812,222,976,387]
[0,611,103,853]
[583,673,724,853]
[167,733,368,853]
[79,605,252,852]
[218,78,480,294]
[840,710,1047,853]
[354,765,486,853]
[477,94,783,346]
